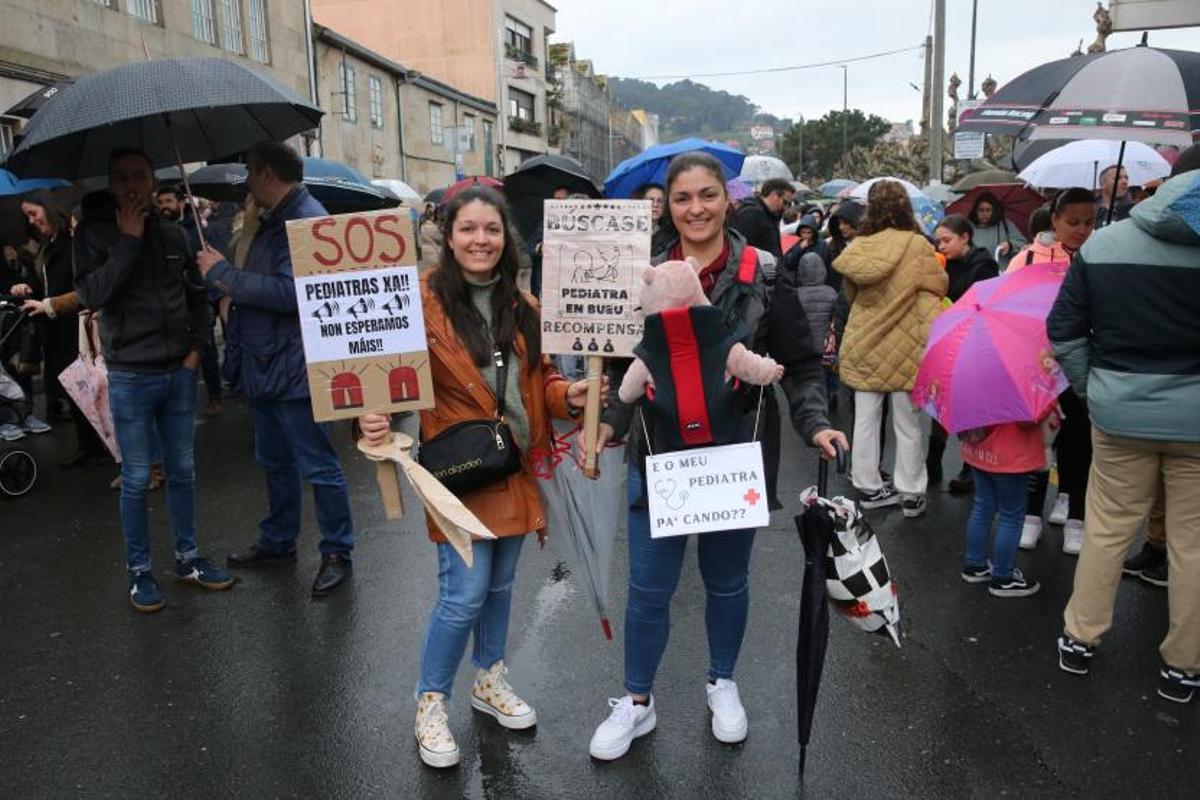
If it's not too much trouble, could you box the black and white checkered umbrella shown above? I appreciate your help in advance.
[4,57,322,179]
[957,45,1200,147]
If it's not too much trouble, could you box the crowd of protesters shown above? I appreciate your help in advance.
[3,134,1197,773]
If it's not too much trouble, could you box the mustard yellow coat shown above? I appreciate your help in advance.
[833,229,947,392]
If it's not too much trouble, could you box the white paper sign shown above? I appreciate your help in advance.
[646,442,770,538]
[954,131,986,160]
[539,199,651,358]
[294,266,426,364]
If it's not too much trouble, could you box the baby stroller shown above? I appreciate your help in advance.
[0,298,39,497]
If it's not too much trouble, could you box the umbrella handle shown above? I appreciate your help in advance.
[816,441,848,497]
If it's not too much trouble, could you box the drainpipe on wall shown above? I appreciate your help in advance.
[303,1,320,156]
[395,75,408,182]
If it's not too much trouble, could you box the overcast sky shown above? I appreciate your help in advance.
[550,0,1200,125]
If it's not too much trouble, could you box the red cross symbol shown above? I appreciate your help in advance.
[743,488,761,506]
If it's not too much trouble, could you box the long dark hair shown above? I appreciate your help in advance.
[429,186,540,369]
[20,190,70,240]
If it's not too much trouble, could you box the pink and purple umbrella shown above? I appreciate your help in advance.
[912,260,1070,434]
[726,178,753,201]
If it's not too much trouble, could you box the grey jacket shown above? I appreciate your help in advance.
[1048,170,1200,443]
[794,252,837,349]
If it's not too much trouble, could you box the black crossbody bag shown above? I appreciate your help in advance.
[417,347,522,496]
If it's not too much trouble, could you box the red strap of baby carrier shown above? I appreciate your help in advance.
[735,245,757,285]
[660,307,714,447]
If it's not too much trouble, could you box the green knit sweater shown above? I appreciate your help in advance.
[466,276,530,451]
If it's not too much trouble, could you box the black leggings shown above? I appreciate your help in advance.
[1055,390,1092,520]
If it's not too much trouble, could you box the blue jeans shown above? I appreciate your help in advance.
[417,536,526,697]
[250,399,354,557]
[965,468,1030,579]
[108,367,199,572]
[625,468,755,695]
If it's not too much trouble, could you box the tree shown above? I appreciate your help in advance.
[779,110,890,182]
[610,78,761,141]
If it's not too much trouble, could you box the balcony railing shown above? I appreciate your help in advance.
[505,43,539,69]
[509,117,542,137]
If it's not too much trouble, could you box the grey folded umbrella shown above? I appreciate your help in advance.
[5,57,322,179]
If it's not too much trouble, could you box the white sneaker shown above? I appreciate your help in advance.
[1062,519,1085,555]
[706,679,748,743]
[415,692,459,768]
[589,695,657,760]
[0,423,25,442]
[1048,493,1070,526]
[1019,515,1043,550]
[471,660,536,730]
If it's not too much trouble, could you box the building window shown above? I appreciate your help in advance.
[462,114,475,151]
[191,0,216,44]
[505,17,532,54]
[92,0,115,7]
[246,0,270,63]
[219,0,244,54]
[509,88,534,122]
[127,0,158,23]
[429,102,444,146]
[368,76,384,129]
[0,122,14,160]
[340,61,356,122]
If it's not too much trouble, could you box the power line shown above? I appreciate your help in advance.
[626,44,925,81]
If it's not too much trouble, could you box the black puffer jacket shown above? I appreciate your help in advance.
[945,245,999,302]
[731,196,783,258]
[74,192,210,373]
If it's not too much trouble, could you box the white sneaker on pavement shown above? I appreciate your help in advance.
[471,660,537,730]
[1019,515,1043,550]
[706,679,748,743]
[589,695,657,760]
[415,692,459,768]
[1062,519,1085,555]
[1048,493,1070,526]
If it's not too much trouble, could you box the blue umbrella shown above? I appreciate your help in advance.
[0,168,70,198]
[818,178,857,198]
[604,137,744,199]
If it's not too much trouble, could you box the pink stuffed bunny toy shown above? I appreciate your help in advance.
[618,258,784,403]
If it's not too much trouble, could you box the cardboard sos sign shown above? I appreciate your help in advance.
[286,208,434,422]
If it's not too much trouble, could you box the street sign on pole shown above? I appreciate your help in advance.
[954,131,986,160]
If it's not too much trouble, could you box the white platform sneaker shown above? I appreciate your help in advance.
[1019,515,1043,550]
[706,679,749,743]
[415,692,459,768]
[589,695,657,760]
[471,660,537,730]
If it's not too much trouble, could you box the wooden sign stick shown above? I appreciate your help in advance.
[371,433,405,520]
[582,355,604,478]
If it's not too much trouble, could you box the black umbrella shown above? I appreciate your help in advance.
[187,162,401,214]
[423,188,446,205]
[505,154,601,238]
[3,80,73,120]
[793,443,847,777]
[957,43,1200,225]
[957,44,1200,148]
[4,57,322,179]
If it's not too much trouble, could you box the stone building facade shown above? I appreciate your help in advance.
[311,0,555,175]
[0,0,314,160]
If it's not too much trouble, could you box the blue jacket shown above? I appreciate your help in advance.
[205,185,328,401]
[1048,169,1200,443]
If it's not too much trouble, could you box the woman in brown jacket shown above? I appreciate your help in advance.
[834,180,946,517]
[359,186,589,769]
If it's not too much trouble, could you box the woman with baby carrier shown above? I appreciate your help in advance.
[588,151,848,760]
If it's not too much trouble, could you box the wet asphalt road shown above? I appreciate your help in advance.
[0,390,1195,799]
